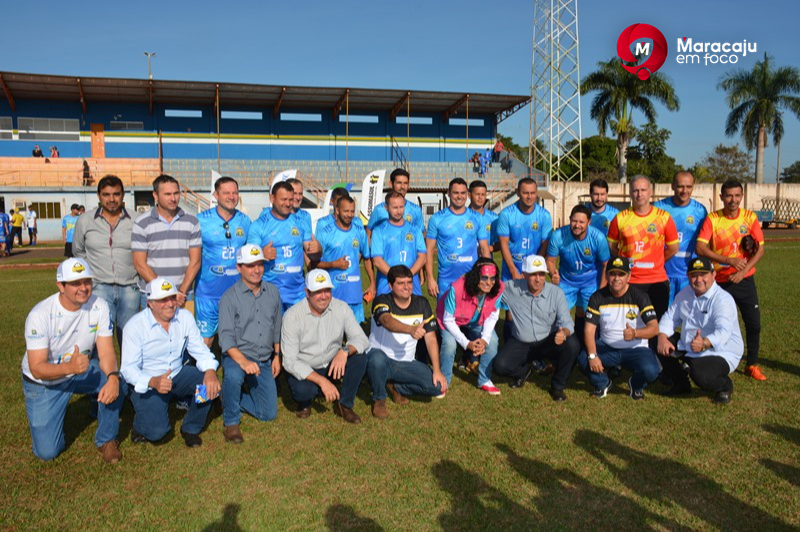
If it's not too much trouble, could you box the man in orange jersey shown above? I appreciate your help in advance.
[696,179,766,381]
[607,175,679,320]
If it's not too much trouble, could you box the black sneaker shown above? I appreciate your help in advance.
[713,391,732,404]
[607,365,623,379]
[131,429,148,444]
[509,367,533,389]
[591,380,612,398]
[181,430,203,448]
[629,377,645,400]
[548,387,567,402]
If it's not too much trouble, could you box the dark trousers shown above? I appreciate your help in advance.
[631,280,670,319]
[720,276,760,365]
[493,332,580,390]
[10,226,22,247]
[660,333,733,393]
[285,353,367,409]
[64,242,73,257]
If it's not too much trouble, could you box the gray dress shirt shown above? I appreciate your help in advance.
[502,280,574,343]
[72,207,137,286]
[218,279,283,362]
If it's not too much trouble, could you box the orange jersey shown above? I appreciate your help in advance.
[697,208,764,283]
[607,207,679,284]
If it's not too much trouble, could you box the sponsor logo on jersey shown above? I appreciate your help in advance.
[739,224,748,235]
[335,273,348,282]
[646,223,658,234]
[584,247,591,256]
[405,233,414,241]
[531,222,539,230]
[236,227,245,237]
[210,266,225,276]
[291,227,300,237]
[512,254,524,262]
[447,254,459,262]
[465,221,474,230]
[486,223,492,232]
[272,264,286,273]
[352,239,359,248]
[89,322,98,333]
[626,309,638,320]
[604,219,610,228]
[686,216,695,225]
[412,319,421,326]
[405,214,413,223]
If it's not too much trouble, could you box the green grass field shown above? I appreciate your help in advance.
[1,242,799,530]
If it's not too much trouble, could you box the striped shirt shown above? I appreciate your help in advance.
[131,207,202,291]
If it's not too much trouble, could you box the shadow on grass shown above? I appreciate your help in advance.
[574,430,793,530]
[495,443,677,530]
[203,503,243,532]
[325,504,384,531]
[757,355,800,378]
[62,395,99,454]
[762,424,800,447]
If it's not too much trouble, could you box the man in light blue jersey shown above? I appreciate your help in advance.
[247,181,319,312]
[587,179,620,236]
[316,194,375,322]
[654,171,708,304]
[195,177,251,346]
[426,177,490,299]
[546,205,610,345]
[371,191,427,296]
[61,204,80,257]
[468,180,499,253]
[316,187,364,235]
[366,168,424,239]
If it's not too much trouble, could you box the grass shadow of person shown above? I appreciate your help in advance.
[203,503,243,532]
[756,355,800,379]
[762,423,800,447]
[760,458,800,489]
[61,395,102,454]
[495,443,679,530]
[325,503,384,532]
[573,429,793,530]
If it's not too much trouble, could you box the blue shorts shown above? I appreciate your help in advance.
[560,279,597,310]
[349,302,365,323]
[668,276,689,306]
[195,296,221,338]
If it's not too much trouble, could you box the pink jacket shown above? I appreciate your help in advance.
[436,276,505,330]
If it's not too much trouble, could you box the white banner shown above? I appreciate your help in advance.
[210,170,222,207]
[360,169,385,223]
[267,169,297,207]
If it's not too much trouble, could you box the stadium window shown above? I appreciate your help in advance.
[165,109,203,118]
[110,121,145,131]
[0,117,11,139]
[17,117,80,141]
[29,202,62,219]
[221,111,263,120]
[396,116,433,125]
[338,115,379,124]
[448,118,485,127]
[280,113,322,122]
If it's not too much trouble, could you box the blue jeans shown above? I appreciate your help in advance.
[577,340,661,391]
[222,355,278,426]
[92,283,140,344]
[440,325,498,387]
[22,358,126,461]
[286,353,367,409]
[129,365,212,440]
[366,348,443,400]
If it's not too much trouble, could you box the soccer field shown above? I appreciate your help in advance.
[1,241,799,531]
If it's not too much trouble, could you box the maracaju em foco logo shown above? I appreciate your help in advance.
[617,23,668,80]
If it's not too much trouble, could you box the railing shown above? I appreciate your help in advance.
[390,136,409,170]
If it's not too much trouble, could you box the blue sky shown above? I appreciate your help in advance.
[1,0,798,181]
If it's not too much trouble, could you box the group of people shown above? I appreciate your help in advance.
[21,168,766,465]
[0,204,49,256]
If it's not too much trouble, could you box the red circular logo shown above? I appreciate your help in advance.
[617,23,668,80]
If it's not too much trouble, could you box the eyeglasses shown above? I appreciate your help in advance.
[223,222,231,240]
[480,275,497,282]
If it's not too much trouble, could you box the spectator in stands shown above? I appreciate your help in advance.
[132,174,202,310]
[485,147,493,167]
[32,145,43,158]
[195,177,251,347]
[22,258,125,463]
[50,146,59,158]
[73,175,139,344]
[61,204,80,257]
[478,153,488,178]
[0,208,9,257]
[26,205,37,246]
[493,139,505,163]
[470,152,481,170]
[587,179,619,236]
[82,160,92,186]
[9,209,24,249]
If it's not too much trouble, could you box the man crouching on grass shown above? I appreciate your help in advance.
[281,269,370,423]
[22,258,125,463]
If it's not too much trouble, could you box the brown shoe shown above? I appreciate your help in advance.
[296,406,312,419]
[223,424,244,444]
[386,382,409,405]
[372,398,388,419]
[97,440,122,464]
[333,402,362,424]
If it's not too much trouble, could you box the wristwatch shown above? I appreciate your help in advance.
[588,353,597,360]
[106,371,121,379]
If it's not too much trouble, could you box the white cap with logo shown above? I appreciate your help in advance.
[146,277,179,300]
[236,244,265,264]
[522,254,548,274]
[306,268,334,292]
[56,258,94,282]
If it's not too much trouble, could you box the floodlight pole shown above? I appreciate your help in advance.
[144,52,156,80]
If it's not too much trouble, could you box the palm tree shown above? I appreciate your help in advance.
[718,53,800,184]
[581,58,680,183]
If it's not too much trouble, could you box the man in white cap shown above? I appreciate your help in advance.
[22,258,125,463]
[121,277,221,448]
[218,244,282,444]
[492,254,579,401]
[281,269,370,423]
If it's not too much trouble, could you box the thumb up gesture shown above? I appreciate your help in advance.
[690,330,706,353]
[623,323,636,342]
[68,344,90,374]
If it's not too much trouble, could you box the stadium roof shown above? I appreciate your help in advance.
[0,71,530,123]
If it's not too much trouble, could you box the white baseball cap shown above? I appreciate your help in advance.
[236,244,265,265]
[56,258,94,282]
[306,269,334,292]
[522,254,548,274]
[146,277,179,300]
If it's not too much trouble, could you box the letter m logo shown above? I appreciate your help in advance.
[634,42,651,56]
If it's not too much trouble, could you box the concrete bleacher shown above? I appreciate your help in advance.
[0,157,160,188]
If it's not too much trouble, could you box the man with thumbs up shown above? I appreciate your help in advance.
[657,257,744,404]
[578,256,661,400]
[22,258,125,463]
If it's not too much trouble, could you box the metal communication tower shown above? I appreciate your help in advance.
[530,0,582,182]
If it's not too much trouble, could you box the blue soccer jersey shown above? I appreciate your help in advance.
[316,213,364,235]
[497,202,553,281]
[546,225,610,285]
[370,220,426,296]
[587,203,620,236]
[470,207,499,248]
[247,210,311,305]
[317,221,370,305]
[295,208,313,237]
[367,199,425,233]
[62,214,79,243]
[196,208,251,300]
[654,197,708,279]
[427,207,488,297]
